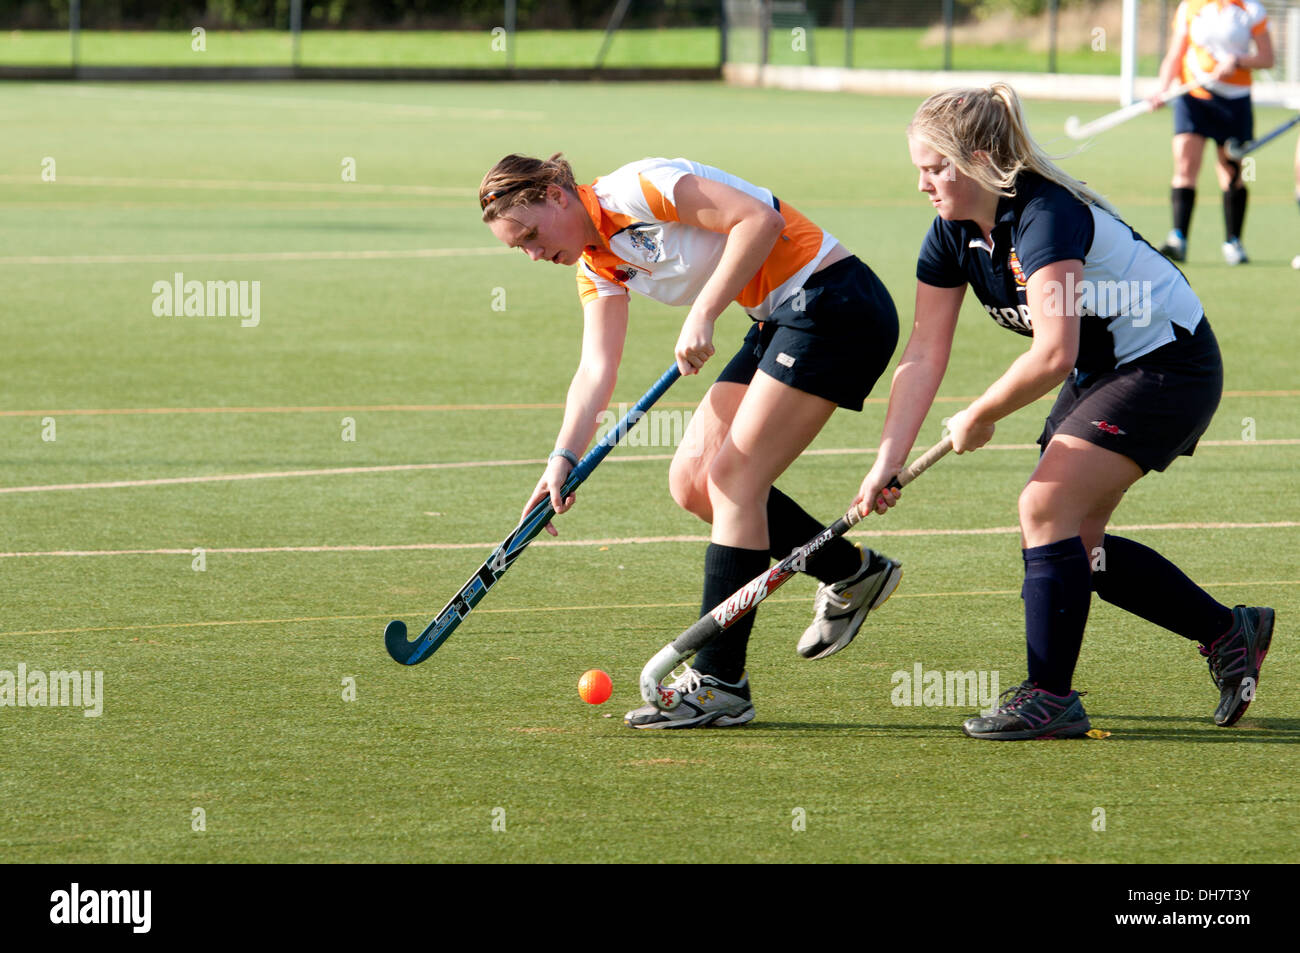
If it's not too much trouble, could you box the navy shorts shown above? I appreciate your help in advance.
[714,256,898,411]
[1173,92,1253,146]
[1037,318,1223,473]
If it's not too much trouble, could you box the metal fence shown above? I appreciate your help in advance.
[4,0,1297,82]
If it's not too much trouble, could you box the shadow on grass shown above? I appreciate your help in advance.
[740,715,1300,742]
[1085,713,1300,743]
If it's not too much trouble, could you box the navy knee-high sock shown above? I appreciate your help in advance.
[1172,186,1196,236]
[1091,534,1234,643]
[1022,537,1092,697]
[766,487,861,583]
[692,543,770,684]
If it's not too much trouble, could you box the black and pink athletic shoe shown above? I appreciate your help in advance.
[1201,606,1275,727]
[962,681,1091,741]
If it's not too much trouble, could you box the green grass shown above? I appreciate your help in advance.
[1,81,1297,863]
[0,27,1158,73]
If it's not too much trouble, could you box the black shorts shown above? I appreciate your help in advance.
[1173,92,1253,146]
[714,256,898,411]
[1037,318,1223,473]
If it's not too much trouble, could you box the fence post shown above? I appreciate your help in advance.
[843,0,853,68]
[759,0,770,68]
[290,0,302,68]
[719,0,729,67]
[70,0,80,68]
[505,0,517,69]
[943,0,954,71]
[1048,0,1058,73]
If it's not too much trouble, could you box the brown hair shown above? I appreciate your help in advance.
[479,153,579,222]
[908,83,1119,217]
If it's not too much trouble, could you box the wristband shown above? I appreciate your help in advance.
[548,448,579,467]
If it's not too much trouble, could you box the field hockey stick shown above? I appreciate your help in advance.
[1064,81,1200,140]
[1226,112,1300,160]
[638,436,953,709]
[385,363,681,665]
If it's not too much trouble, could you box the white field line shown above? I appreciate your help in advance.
[3,391,1295,419]
[0,246,510,266]
[3,522,1297,560]
[7,579,1297,639]
[29,84,547,121]
[0,174,474,197]
[3,440,1298,496]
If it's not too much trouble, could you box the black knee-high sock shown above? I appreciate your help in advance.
[1223,186,1248,241]
[1172,186,1196,235]
[1022,537,1092,697]
[1091,534,1234,644]
[766,486,861,583]
[692,543,770,684]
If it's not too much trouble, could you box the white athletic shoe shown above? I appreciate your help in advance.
[1222,238,1248,265]
[623,666,755,729]
[797,547,902,660]
[1290,253,1300,270]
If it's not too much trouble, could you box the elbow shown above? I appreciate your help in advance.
[1043,352,1076,381]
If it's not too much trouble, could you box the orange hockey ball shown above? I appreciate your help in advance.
[578,669,613,705]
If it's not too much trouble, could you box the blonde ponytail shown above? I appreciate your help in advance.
[908,83,1119,217]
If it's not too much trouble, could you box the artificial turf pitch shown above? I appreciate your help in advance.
[1,81,1297,863]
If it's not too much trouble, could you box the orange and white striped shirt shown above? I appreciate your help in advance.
[1177,0,1270,99]
[575,158,838,321]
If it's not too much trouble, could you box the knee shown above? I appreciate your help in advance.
[1018,482,1067,538]
[705,447,764,510]
[669,448,711,520]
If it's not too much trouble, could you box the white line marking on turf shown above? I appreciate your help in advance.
[3,523,1297,559]
[8,580,1297,638]
[0,247,510,266]
[0,174,473,196]
[3,441,1297,495]
[2,392,1293,418]
[30,84,547,121]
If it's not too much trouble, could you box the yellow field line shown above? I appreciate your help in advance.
[3,442,1297,495]
[2,391,1293,418]
[0,174,473,196]
[6,580,1296,639]
[0,246,510,266]
[3,522,1297,559]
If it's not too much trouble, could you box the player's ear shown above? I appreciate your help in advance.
[548,183,567,205]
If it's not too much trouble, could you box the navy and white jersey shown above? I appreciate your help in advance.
[916,172,1204,375]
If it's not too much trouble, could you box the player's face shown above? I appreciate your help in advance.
[488,187,588,266]
[909,137,982,221]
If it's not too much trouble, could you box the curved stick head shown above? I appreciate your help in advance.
[640,644,687,708]
[1064,116,1084,139]
[1224,138,1244,160]
[384,619,415,664]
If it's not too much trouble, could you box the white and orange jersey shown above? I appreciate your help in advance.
[1177,0,1269,99]
[575,157,838,321]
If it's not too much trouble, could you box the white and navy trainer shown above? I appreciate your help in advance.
[797,546,902,660]
[624,666,755,729]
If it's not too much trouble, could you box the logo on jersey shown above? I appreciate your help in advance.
[1091,420,1127,436]
[1008,247,1027,287]
[625,224,665,263]
[612,267,639,283]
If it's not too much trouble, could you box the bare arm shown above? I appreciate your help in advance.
[854,281,963,515]
[669,174,785,375]
[522,293,630,535]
